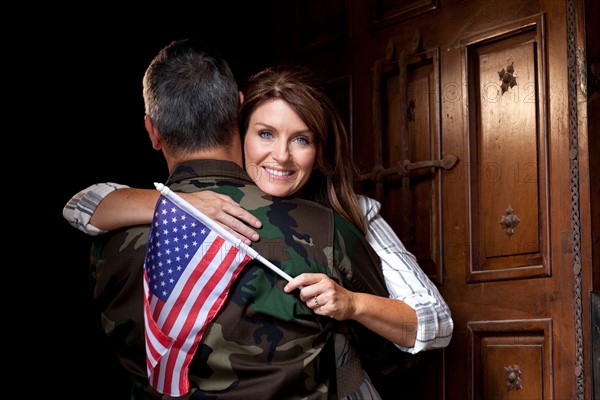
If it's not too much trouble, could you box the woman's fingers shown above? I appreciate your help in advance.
[180,191,261,244]
[284,272,322,293]
[283,273,355,320]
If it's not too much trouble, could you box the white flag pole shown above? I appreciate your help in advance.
[154,182,293,282]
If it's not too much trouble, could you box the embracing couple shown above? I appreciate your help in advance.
[64,39,453,399]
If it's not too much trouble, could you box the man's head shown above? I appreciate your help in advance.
[143,39,241,162]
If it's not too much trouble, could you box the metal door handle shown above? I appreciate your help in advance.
[378,153,458,177]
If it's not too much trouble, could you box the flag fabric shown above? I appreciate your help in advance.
[143,191,252,396]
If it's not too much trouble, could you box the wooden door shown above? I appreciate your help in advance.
[275,0,595,399]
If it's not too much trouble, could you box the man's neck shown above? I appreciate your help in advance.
[165,147,243,173]
[162,131,244,173]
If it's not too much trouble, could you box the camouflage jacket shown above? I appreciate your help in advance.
[90,159,388,399]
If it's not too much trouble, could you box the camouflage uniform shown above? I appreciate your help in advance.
[91,159,388,399]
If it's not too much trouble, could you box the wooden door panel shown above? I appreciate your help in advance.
[464,15,550,282]
[360,43,447,283]
[469,319,552,400]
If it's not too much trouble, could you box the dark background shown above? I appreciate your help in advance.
[36,4,277,397]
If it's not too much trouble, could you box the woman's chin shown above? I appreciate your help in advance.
[257,183,296,198]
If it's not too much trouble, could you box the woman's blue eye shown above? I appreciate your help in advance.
[295,137,310,145]
[258,131,272,139]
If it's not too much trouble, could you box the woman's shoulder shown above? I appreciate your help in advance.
[356,194,381,219]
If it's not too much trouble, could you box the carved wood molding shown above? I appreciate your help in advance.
[566,0,585,398]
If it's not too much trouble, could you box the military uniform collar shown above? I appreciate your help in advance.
[166,159,251,185]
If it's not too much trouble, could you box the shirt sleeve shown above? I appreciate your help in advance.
[357,195,454,354]
[62,182,130,236]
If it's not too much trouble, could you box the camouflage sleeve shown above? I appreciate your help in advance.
[330,213,392,399]
[89,226,150,381]
[331,213,388,297]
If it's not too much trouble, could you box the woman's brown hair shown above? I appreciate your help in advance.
[239,65,367,235]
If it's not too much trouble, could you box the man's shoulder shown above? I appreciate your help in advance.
[264,196,333,233]
[92,224,151,260]
[285,196,331,212]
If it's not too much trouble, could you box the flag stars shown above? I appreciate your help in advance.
[146,196,224,303]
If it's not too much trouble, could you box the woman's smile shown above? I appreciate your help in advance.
[244,98,316,197]
[263,166,294,178]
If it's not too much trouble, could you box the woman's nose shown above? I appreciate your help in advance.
[271,143,291,163]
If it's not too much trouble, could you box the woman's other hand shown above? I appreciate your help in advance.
[179,191,262,245]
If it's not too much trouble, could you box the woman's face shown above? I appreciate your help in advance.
[244,98,317,197]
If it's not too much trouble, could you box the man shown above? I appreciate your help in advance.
[91,39,388,399]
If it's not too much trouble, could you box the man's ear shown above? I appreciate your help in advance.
[238,90,244,105]
[145,115,162,150]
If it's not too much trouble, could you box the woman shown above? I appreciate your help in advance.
[64,65,452,355]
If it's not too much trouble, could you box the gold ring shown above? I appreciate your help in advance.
[314,296,320,307]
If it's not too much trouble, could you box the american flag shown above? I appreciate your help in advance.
[143,189,253,396]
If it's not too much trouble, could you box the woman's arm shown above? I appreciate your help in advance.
[63,182,131,235]
[284,273,418,347]
[63,183,261,244]
[358,195,454,353]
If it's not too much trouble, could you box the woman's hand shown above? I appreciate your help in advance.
[284,273,356,320]
[179,191,262,245]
